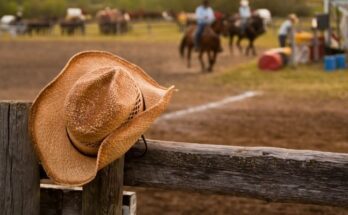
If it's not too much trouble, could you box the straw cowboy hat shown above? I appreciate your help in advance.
[30,51,175,186]
[289,13,299,24]
[240,0,249,6]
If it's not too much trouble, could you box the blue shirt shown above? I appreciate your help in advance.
[278,20,292,35]
[195,6,215,24]
[239,6,251,18]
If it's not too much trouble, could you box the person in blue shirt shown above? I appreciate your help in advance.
[278,14,299,47]
[195,0,215,50]
[239,0,251,35]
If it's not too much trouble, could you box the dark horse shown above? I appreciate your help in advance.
[60,17,85,36]
[25,19,55,36]
[226,14,265,56]
[179,19,226,72]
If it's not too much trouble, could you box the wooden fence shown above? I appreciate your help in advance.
[0,101,347,214]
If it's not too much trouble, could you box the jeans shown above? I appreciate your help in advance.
[240,18,248,34]
[279,35,287,47]
[195,23,207,49]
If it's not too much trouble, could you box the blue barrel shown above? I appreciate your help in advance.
[335,54,346,69]
[324,56,336,71]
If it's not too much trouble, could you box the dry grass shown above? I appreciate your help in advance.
[0,21,182,43]
[216,62,348,99]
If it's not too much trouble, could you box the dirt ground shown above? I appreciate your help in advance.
[0,40,244,100]
[1,40,347,215]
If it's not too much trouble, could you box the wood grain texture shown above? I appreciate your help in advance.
[82,156,125,215]
[40,188,82,215]
[40,183,136,215]
[122,191,136,215]
[0,102,40,214]
[125,140,348,207]
[0,102,9,212]
[1,102,348,209]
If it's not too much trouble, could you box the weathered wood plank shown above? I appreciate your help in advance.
[0,102,40,214]
[125,140,348,207]
[0,102,10,212]
[2,102,348,208]
[40,186,82,215]
[82,156,125,215]
[40,182,137,215]
[122,191,136,215]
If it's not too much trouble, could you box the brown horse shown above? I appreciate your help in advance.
[179,19,226,72]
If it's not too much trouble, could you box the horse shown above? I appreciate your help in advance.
[60,17,85,36]
[179,18,226,72]
[97,8,129,35]
[25,19,55,36]
[226,14,265,56]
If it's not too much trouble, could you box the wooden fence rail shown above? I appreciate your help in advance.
[126,140,348,207]
[1,101,348,214]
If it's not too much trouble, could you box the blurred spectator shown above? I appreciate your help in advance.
[177,11,187,32]
[278,13,299,47]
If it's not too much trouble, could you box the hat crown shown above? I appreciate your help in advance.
[64,66,143,155]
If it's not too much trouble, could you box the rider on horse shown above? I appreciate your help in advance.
[194,0,215,51]
[239,0,251,35]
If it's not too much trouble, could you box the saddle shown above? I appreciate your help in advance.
[194,25,217,37]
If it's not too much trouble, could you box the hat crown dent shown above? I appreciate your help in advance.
[64,66,141,155]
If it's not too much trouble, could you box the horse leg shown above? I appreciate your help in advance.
[246,37,255,56]
[251,39,257,56]
[237,36,243,54]
[229,35,234,54]
[212,51,217,72]
[208,51,217,72]
[187,46,192,68]
[245,38,256,56]
[198,51,205,72]
[246,40,251,56]
[81,25,86,35]
[207,50,212,71]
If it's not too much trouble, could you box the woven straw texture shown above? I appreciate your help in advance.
[29,51,174,186]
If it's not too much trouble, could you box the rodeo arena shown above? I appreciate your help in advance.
[0,0,348,214]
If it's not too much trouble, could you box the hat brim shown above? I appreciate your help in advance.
[29,51,174,186]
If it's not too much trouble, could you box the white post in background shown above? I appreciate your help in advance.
[290,27,297,68]
[324,0,330,13]
[312,18,320,62]
[325,0,332,47]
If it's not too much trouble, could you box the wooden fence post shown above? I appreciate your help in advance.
[0,102,40,214]
[82,156,125,215]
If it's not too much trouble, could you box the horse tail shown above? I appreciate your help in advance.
[179,36,186,58]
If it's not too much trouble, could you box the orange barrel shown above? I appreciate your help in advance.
[295,32,313,44]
